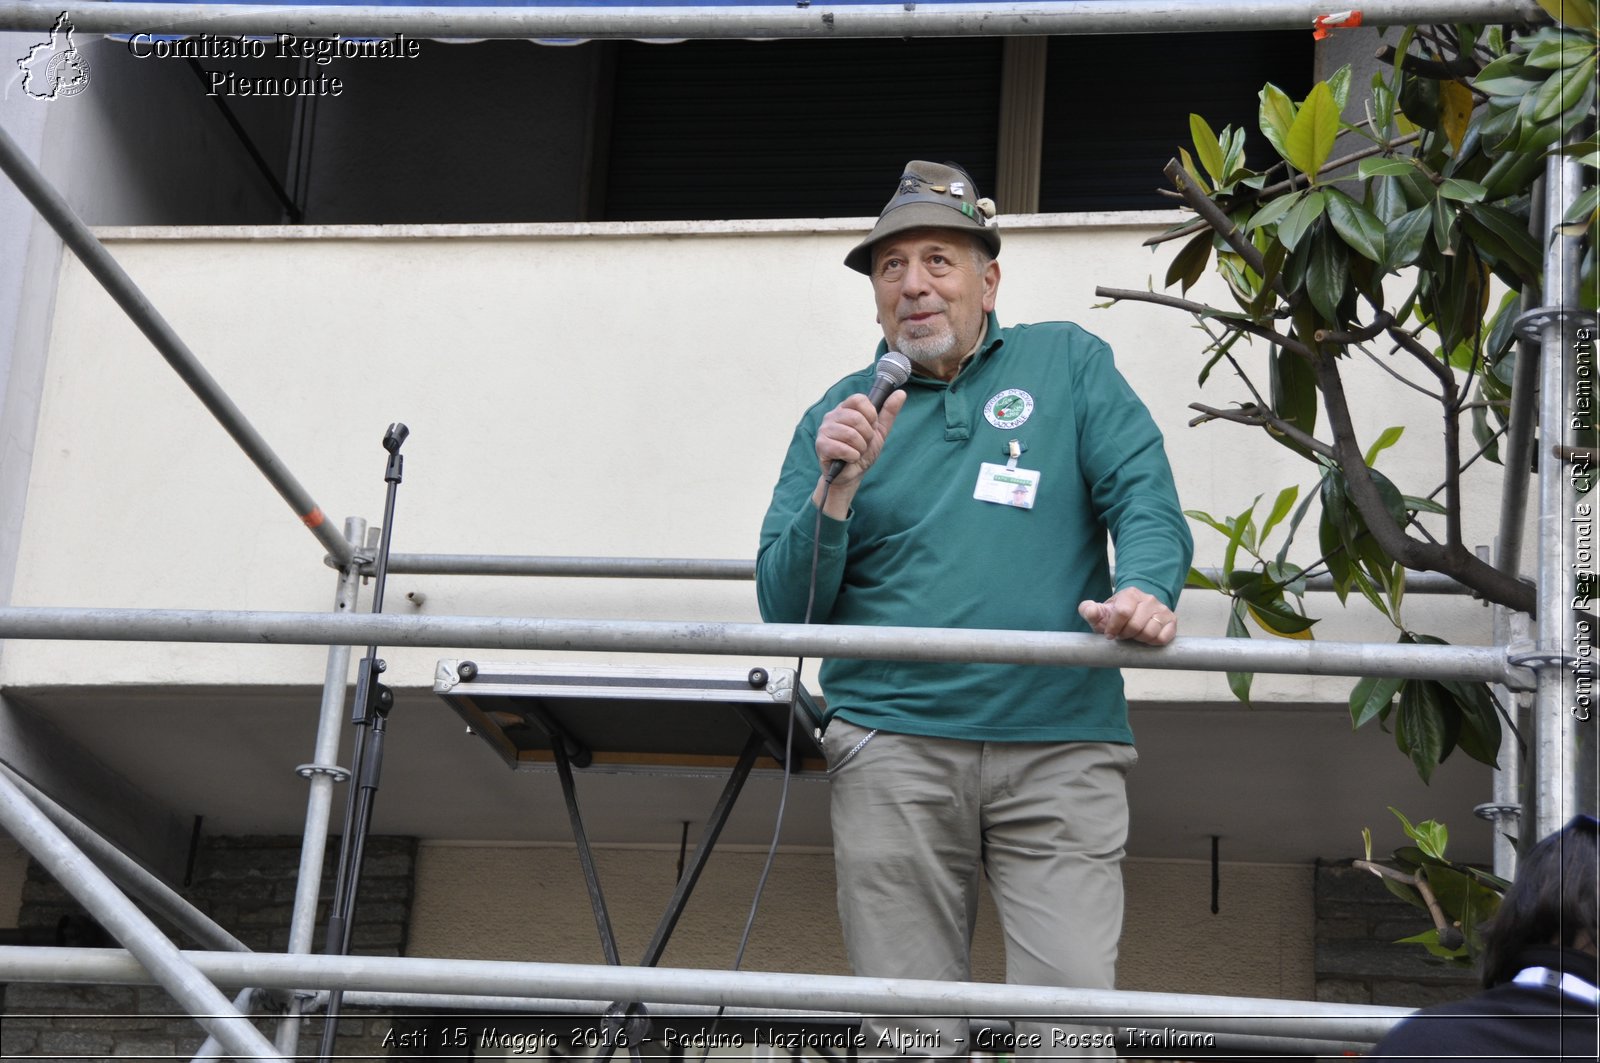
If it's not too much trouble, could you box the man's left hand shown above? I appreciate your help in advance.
[1077,589,1177,646]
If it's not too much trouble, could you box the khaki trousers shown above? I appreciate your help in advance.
[824,718,1135,1059]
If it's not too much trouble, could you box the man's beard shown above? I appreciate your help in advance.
[895,323,958,367]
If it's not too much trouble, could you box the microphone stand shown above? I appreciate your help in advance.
[316,423,407,1063]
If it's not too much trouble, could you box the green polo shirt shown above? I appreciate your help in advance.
[756,315,1191,743]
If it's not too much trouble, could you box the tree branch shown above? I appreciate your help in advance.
[1314,347,1535,614]
[1094,287,1317,362]
[1357,343,1445,401]
[1375,45,1481,80]
[1161,160,1285,298]
[1385,325,1466,549]
[1189,403,1336,458]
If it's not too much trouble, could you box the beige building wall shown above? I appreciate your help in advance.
[2,218,1510,701]
[410,842,1313,1000]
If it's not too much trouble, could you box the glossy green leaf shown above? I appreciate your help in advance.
[1534,0,1597,26]
[1383,207,1432,271]
[1478,71,1549,101]
[1259,485,1300,543]
[1437,672,1503,768]
[1245,599,1317,638]
[1563,185,1600,228]
[1377,872,1425,908]
[1358,156,1416,179]
[1364,425,1404,466]
[1190,113,1226,186]
[1472,402,1505,468]
[1367,465,1410,526]
[1326,190,1386,263]
[1462,203,1545,286]
[1178,146,1204,189]
[1392,806,1450,860]
[1523,33,1598,71]
[1244,190,1304,233]
[1318,480,1353,602]
[1249,240,1288,320]
[1273,476,1319,568]
[1166,230,1213,293]
[1223,498,1258,575]
[1473,53,1540,98]
[1371,78,1399,139]
[1185,567,1221,591]
[1278,189,1327,251]
[1221,125,1247,183]
[1396,682,1452,784]
[1185,508,1237,540]
[1534,55,1596,122]
[1554,136,1600,165]
[1371,175,1408,224]
[1306,226,1349,322]
[1259,83,1296,160]
[1326,64,1352,113]
[1287,81,1340,178]
[1438,178,1488,203]
[1349,563,1398,623]
[1263,559,1307,597]
[1403,494,1448,515]
[1399,70,1441,131]
[1431,196,1457,253]
[1351,675,1405,728]
[1225,601,1253,706]
[1269,348,1318,455]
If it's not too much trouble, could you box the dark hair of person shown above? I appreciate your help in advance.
[1481,814,1599,987]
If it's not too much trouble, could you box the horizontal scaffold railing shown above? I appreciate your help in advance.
[0,606,1531,688]
[375,552,1479,594]
[0,945,1415,1045]
[0,1,1552,39]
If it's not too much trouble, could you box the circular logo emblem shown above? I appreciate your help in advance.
[983,388,1034,430]
[47,51,91,98]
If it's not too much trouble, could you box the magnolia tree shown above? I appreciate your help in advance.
[1099,5,1597,783]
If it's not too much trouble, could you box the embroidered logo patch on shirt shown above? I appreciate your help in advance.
[983,388,1034,430]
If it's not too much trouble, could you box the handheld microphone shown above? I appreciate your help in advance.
[824,351,913,485]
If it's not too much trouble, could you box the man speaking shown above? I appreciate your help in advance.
[756,161,1192,1057]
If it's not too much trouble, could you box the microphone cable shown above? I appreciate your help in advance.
[700,353,908,1056]
[696,490,824,1061]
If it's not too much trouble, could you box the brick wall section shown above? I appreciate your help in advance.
[1314,861,1479,1008]
[0,834,416,1061]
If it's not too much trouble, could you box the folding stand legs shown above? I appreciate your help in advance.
[544,724,768,1059]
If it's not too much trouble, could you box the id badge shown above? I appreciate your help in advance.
[973,462,1040,509]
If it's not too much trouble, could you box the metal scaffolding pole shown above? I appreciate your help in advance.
[0,124,353,569]
[1531,148,1594,840]
[0,945,1414,1044]
[0,605,1527,686]
[0,777,286,1061]
[273,518,367,1057]
[0,1,1549,39]
[1478,186,1552,876]
[379,552,1475,592]
[0,765,253,956]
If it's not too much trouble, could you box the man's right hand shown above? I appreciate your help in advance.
[812,389,907,518]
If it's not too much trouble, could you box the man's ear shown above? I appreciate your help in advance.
[982,259,1001,312]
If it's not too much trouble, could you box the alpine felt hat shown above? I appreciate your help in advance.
[844,160,1000,275]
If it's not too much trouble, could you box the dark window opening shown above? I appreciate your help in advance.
[1038,31,1314,212]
